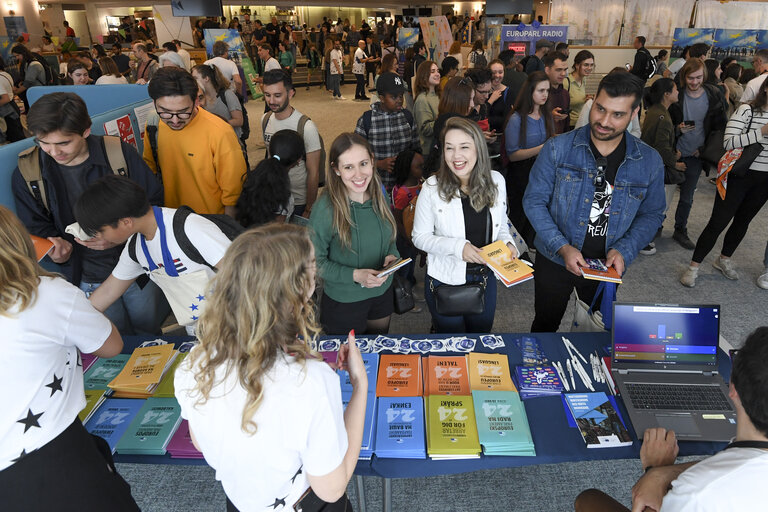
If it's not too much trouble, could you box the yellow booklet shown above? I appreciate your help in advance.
[109,344,176,393]
[468,353,517,392]
[479,241,534,287]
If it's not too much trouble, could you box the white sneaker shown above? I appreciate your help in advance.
[757,268,768,290]
[338,95,347,100]
[680,266,699,287]
[713,256,739,280]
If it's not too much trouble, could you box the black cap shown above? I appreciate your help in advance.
[376,72,406,96]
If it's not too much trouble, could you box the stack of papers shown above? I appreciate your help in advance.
[564,393,633,448]
[342,390,378,459]
[108,344,179,398]
[472,390,536,456]
[152,353,187,398]
[375,396,426,458]
[480,240,534,287]
[78,389,107,424]
[116,397,183,455]
[515,365,564,399]
[84,354,130,390]
[376,354,423,397]
[166,420,204,459]
[423,355,470,396]
[468,353,517,392]
[84,398,144,453]
[425,395,481,459]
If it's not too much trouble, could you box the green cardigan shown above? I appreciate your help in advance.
[641,103,678,171]
[309,194,399,303]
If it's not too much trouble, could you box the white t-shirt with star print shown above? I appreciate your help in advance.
[175,350,348,512]
[0,276,111,470]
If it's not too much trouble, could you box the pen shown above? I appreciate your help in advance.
[554,361,570,392]
[567,359,575,390]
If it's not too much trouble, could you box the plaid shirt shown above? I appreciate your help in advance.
[355,102,420,191]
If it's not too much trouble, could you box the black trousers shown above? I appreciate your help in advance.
[0,418,139,511]
[531,253,602,333]
[692,170,768,263]
[506,157,537,248]
[354,73,366,99]
[227,491,354,511]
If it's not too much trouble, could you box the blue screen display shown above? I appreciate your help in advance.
[612,304,719,366]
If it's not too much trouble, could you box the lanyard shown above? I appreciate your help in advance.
[139,206,179,277]
[723,440,768,451]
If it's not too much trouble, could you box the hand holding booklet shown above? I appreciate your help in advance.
[579,258,622,284]
[376,257,412,278]
[479,240,533,287]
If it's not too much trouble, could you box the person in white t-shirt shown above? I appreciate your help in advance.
[329,39,345,100]
[0,206,138,510]
[261,70,322,217]
[173,39,192,70]
[575,326,768,512]
[739,49,768,104]
[204,40,242,93]
[94,56,128,85]
[174,224,368,512]
[353,40,372,101]
[73,176,231,333]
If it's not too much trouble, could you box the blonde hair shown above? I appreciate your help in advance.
[325,133,397,248]
[437,117,498,212]
[0,206,55,316]
[188,224,321,434]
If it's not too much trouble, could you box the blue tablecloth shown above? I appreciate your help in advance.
[113,333,730,478]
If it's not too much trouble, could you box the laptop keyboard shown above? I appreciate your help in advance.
[625,383,733,411]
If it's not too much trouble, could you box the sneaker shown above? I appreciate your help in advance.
[360,95,370,101]
[757,268,768,290]
[640,242,657,255]
[712,257,739,280]
[680,265,699,287]
[673,229,696,250]
[338,95,347,100]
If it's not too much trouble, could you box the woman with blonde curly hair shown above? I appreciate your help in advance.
[0,206,133,509]
[175,224,367,512]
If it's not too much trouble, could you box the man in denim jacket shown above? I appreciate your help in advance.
[523,72,665,332]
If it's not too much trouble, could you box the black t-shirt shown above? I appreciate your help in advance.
[251,28,265,43]
[462,194,489,272]
[265,23,280,46]
[59,161,123,282]
[581,134,625,259]
[113,53,130,74]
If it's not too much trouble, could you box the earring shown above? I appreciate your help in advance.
[336,172,341,176]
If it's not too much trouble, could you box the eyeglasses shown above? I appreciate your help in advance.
[157,110,194,120]
[476,88,492,95]
[594,157,608,187]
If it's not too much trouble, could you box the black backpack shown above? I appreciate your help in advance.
[638,48,657,80]
[470,50,487,69]
[32,53,60,86]
[127,205,243,270]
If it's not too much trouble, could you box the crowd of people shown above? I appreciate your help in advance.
[2,18,768,512]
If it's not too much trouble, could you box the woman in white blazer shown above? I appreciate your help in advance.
[412,117,526,333]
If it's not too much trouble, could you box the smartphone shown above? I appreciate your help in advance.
[684,120,695,127]
[625,63,630,70]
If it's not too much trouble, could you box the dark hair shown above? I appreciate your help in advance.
[27,92,92,136]
[648,77,676,106]
[112,43,122,52]
[162,41,178,52]
[258,43,273,56]
[440,56,458,77]
[67,59,88,78]
[380,53,398,74]
[98,56,120,77]
[11,44,34,64]
[595,70,644,109]
[572,50,595,70]
[755,49,768,65]
[731,327,768,436]
[555,42,569,52]
[740,68,757,86]
[471,40,483,52]
[704,59,720,84]
[236,130,304,228]
[719,56,736,73]
[635,36,646,46]
[394,149,419,187]
[213,41,229,57]
[413,41,426,54]
[147,67,199,103]
[680,46,691,59]
[655,49,668,61]
[466,67,491,87]
[750,73,768,112]
[689,43,710,59]
[92,44,107,58]
[723,63,742,82]
[542,51,567,69]
[192,63,226,94]
[74,175,151,237]
[498,49,516,67]
[510,71,554,149]
[263,69,293,90]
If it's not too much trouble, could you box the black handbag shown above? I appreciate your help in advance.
[729,107,762,178]
[430,209,490,316]
[392,273,415,314]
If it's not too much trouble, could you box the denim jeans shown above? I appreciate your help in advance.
[329,74,341,97]
[674,156,703,232]
[424,270,497,333]
[79,279,170,336]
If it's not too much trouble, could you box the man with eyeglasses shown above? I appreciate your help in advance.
[143,67,245,217]
[523,71,665,332]
[12,92,169,336]
[543,51,571,134]
[465,67,500,161]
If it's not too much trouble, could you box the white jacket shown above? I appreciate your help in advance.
[412,170,524,285]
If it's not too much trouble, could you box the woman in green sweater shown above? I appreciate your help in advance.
[310,133,400,335]
[278,40,295,74]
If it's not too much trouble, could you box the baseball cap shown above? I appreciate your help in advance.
[376,72,406,96]
[535,39,553,50]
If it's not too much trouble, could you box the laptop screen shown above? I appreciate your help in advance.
[612,304,720,367]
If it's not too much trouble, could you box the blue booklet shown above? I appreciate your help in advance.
[338,353,379,394]
[561,394,627,429]
[84,397,144,453]
[563,393,633,448]
[515,365,564,399]
[374,396,426,459]
[341,390,377,459]
[472,390,536,456]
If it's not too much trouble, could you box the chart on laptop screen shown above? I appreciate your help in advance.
[613,305,719,365]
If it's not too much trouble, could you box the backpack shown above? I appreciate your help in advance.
[261,111,326,186]
[17,136,126,213]
[31,53,60,86]
[127,205,243,270]
[638,48,657,80]
[217,89,250,141]
[360,108,415,134]
[470,50,487,69]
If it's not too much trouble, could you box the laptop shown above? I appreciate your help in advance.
[611,303,736,442]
